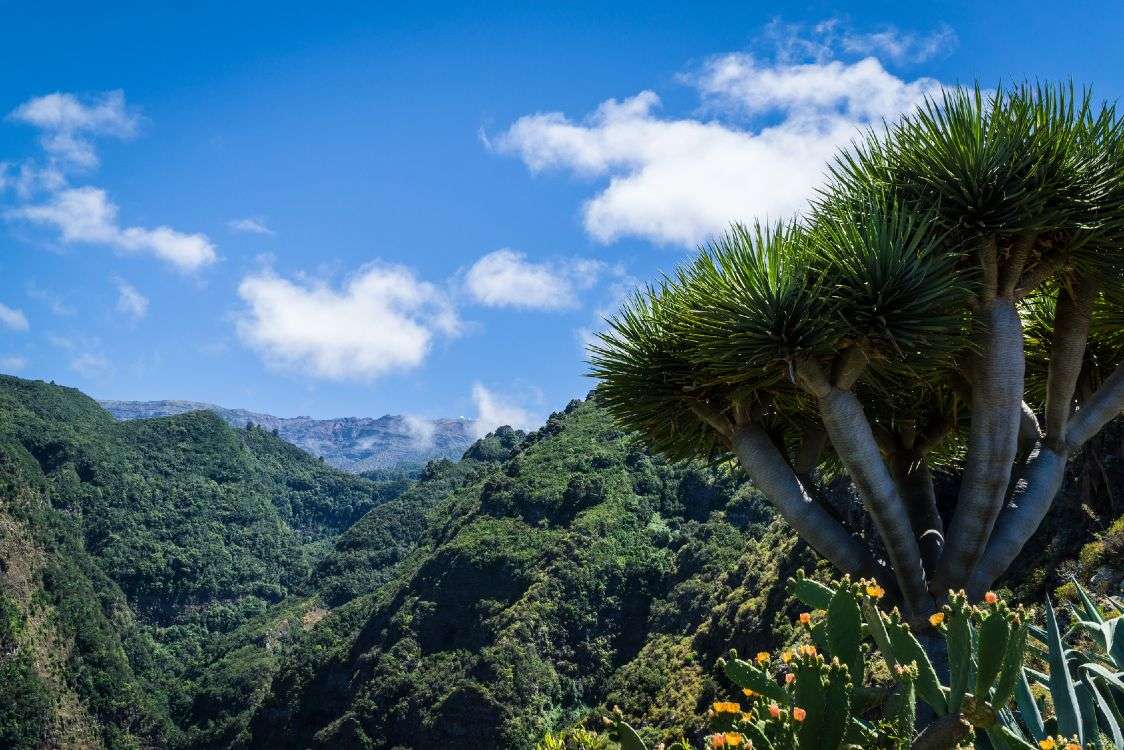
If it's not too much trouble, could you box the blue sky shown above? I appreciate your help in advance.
[0,2,1121,430]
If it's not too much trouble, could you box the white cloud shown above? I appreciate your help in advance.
[6,186,217,271]
[0,303,29,331]
[401,415,437,450]
[70,352,111,377]
[464,249,603,310]
[471,383,538,437]
[228,217,275,236]
[493,47,940,247]
[113,277,149,320]
[8,90,139,168]
[0,355,27,372]
[236,264,460,381]
[840,25,956,64]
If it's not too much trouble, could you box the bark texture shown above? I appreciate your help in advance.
[934,298,1024,592]
[967,444,1066,598]
[816,388,933,619]
[732,425,878,579]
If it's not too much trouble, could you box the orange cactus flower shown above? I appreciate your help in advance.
[792,707,806,722]
[711,734,727,748]
[929,612,945,626]
[1064,744,1079,750]
[755,651,770,664]
[785,672,796,684]
[984,591,999,604]
[743,688,756,698]
[799,612,811,625]
[768,703,781,719]
[801,645,817,657]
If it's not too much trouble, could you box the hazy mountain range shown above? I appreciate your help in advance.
[99,399,476,472]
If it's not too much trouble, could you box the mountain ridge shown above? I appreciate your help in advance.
[99,398,477,473]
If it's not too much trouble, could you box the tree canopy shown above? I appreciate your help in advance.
[591,83,1124,622]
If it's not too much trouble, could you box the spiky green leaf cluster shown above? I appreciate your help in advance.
[592,81,1124,469]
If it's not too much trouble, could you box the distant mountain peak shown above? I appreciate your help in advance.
[99,399,477,473]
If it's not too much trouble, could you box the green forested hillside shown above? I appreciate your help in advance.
[0,375,405,749]
[0,375,1120,749]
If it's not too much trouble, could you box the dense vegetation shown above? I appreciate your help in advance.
[0,374,1120,749]
[0,375,406,748]
[592,84,1124,622]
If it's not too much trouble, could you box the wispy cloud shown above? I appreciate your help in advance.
[70,352,111,377]
[4,90,217,273]
[8,90,140,169]
[839,24,957,64]
[236,263,460,381]
[26,282,75,316]
[228,217,276,236]
[464,249,604,310]
[7,186,217,272]
[0,355,27,372]
[46,332,111,378]
[491,21,944,247]
[113,276,149,320]
[471,383,539,437]
[0,302,29,331]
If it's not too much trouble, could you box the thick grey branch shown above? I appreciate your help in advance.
[1043,276,1097,447]
[732,425,878,579]
[688,401,733,440]
[968,443,1066,598]
[934,297,1024,593]
[1065,361,1124,450]
[797,361,933,620]
[891,453,944,577]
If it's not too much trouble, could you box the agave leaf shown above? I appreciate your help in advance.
[1045,596,1084,744]
[1089,676,1124,749]
[1015,668,1046,742]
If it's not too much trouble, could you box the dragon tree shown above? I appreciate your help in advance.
[590,85,1124,625]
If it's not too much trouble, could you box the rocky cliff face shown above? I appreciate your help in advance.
[98,399,476,472]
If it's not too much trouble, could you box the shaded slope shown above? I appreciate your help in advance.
[245,398,794,749]
[0,375,409,748]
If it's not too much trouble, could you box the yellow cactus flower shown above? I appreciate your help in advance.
[712,701,741,715]
[755,651,770,664]
[725,733,744,747]
[929,612,945,626]
[802,645,817,657]
[866,585,885,599]
[780,650,793,663]
[742,688,756,698]
[1038,739,1055,750]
